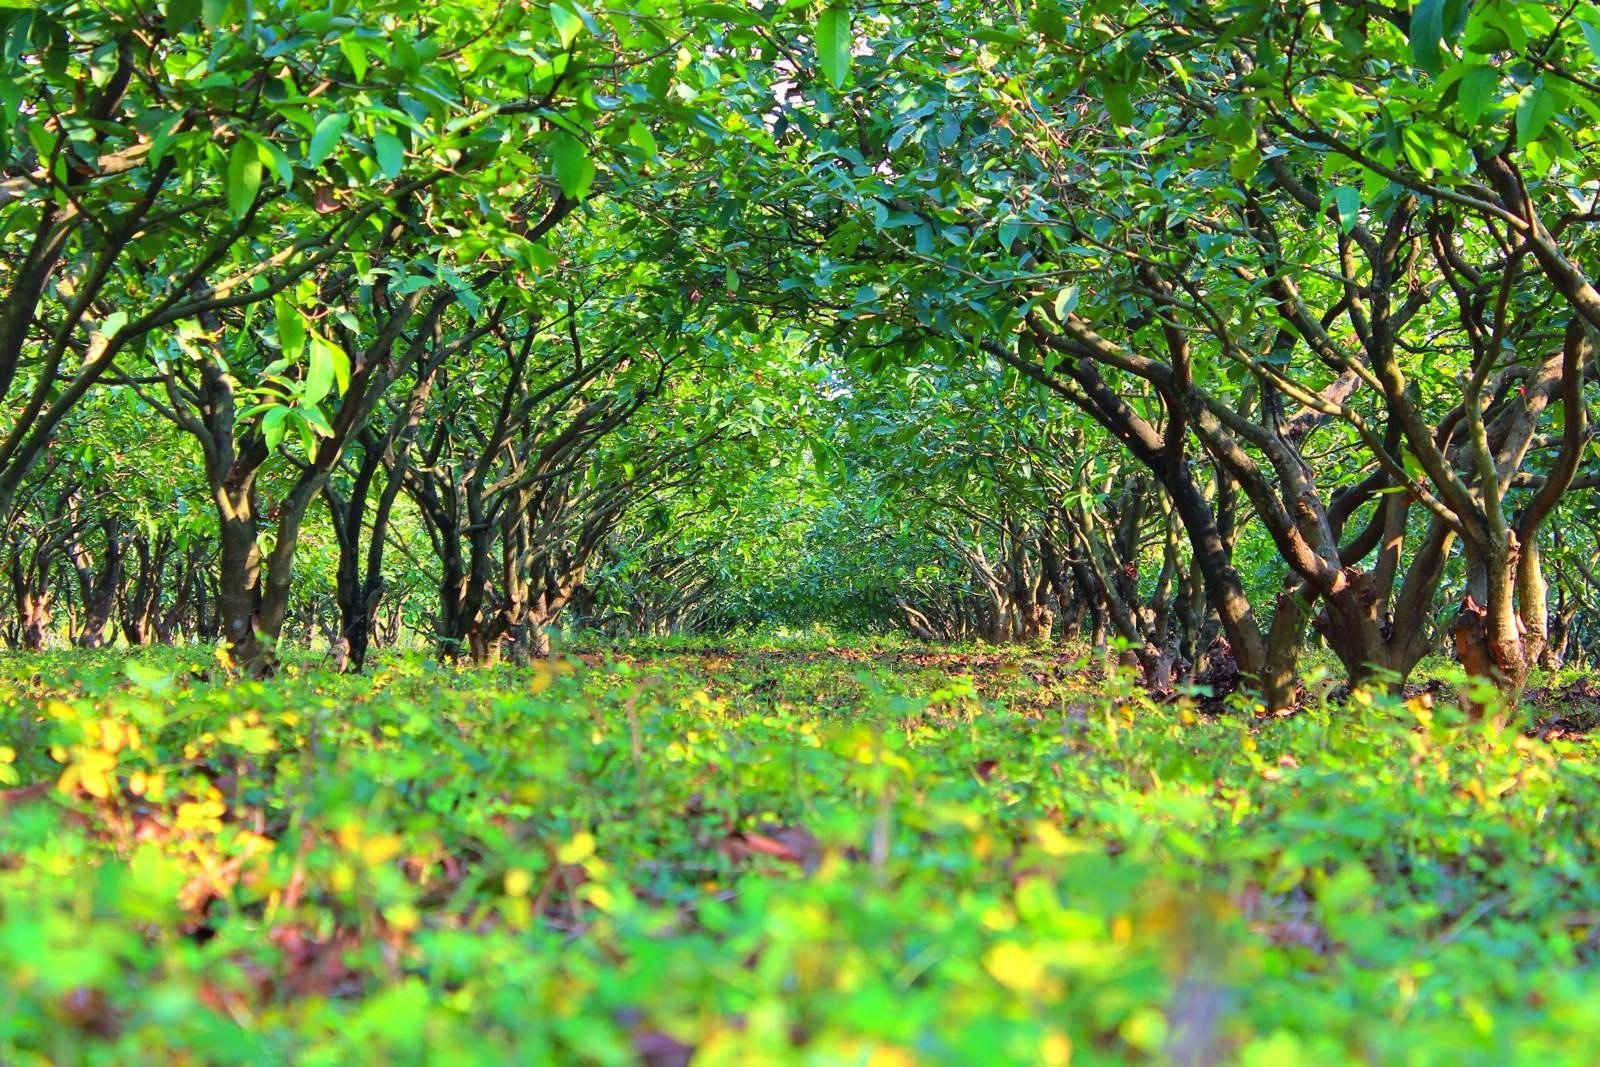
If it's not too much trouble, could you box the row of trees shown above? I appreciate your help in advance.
[1,0,789,671]
[7,1,1600,709]
[691,0,1600,707]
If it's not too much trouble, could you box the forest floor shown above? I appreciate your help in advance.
[2,641,1600,1064]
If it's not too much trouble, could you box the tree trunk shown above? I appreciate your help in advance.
[72,523,126,649]
[18,591,50,651]
[1453,539,1534,713]
[215,480,265,672]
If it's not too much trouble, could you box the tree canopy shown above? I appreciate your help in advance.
[6,0,1600,703]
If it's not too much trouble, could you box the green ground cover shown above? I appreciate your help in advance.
[3,645,1600,1065]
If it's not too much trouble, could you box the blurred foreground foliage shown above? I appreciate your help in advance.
[2,644,1600,1065]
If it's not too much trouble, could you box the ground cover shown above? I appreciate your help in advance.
[3,644,1600,1065]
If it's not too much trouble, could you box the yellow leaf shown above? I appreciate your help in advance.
[362,834,402,866]
[557,831,596,865]
[1032,821,1089,857]
[504,868,534,897]
[984,941,1048,994]
[1120,1009,1168,1053]
[177,798,225,831]
[530,663,553,694]
[80,767,112,799]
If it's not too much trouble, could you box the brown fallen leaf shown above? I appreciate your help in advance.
[631,1028,694,1067]
[721,824,822,873]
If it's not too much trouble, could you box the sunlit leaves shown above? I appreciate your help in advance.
[224,140,261,221]
[1028,1,1067,42]
[201,0,232,32]
[551,130,596,199]
[307,113,350,167]
[6,645,1598,1063]
[1409,0,1470,75]
[1515,79,1557,145]
[1102,80,1134,126]
[274,297,307,361]
[816,5,852,89]
[1455,64,1499,125]
[1051,285,1079,320]
[340,36,370,81]
[552,1,585,48]
[373,127,405,180]
[304,333,351,406]
[1331,186,1360,234]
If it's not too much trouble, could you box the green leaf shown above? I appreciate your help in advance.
[1457,65,1497,125]
[299,403,334,437]
[166,0,202,31]
[1103,81,1134,126]
[998,218,1021,251]
[817,6,851,89]
[1229,146,1260,180]
[1516,80,1556,145]
[305,344,332,406]
[1028,3,1066,42]
[294,411,321,460]
[304,333,350,404]
[1331,186,1360,233]
[253,135,295,186]
[373,127,404,180]
[329,338,351,395]
[1319,861,1376,917]
[552,2,585,48]
[201,0,232,31]
[550,131,596,199]
[124,660,174,694]
[1052,285,1079,320]
[274,298,306,359]
[307,113,349,167]
[1410,0,1445,74]
[99,311,129,339]
[1581,18,1600,65]
[225,140,262,222]
[261,405,290,450]
[628,121,658,160]
[340,37,369,81]
[148,113,185,168]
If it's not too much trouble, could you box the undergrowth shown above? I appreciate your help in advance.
[2,645,1599,1064]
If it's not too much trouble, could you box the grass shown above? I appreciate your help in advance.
[2,643,1599,1064]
